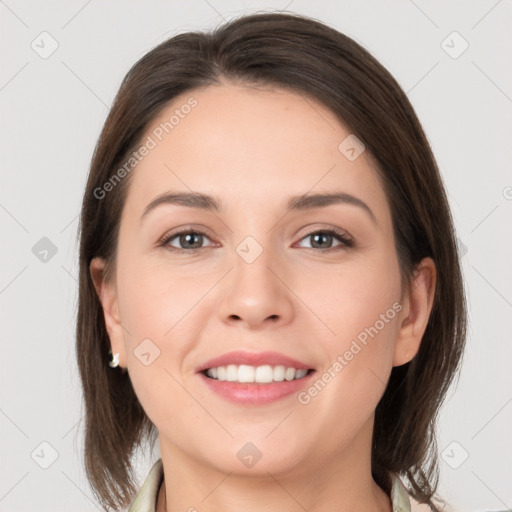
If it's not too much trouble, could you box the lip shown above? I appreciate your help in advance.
[198,370,316,405]
[196,350,316,405]
[195,350,313,373]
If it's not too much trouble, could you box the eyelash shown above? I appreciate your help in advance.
[157,226,354,254]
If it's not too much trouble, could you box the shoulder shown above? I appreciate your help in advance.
[127,459,164,512]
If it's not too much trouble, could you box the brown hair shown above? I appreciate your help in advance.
[76,11,467,511]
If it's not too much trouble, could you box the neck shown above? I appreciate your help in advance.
[157,468,391,512]
[156,422,392,512]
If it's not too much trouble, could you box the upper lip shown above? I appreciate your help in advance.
[196,350,314,373]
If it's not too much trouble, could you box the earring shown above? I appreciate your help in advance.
[108,349,120,368]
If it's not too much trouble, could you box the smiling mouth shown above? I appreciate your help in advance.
[201,364,315,384]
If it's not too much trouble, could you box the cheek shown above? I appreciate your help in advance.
[312,250,401,341]
[309,251,402,401]
[117,254,210,341]
[115,263,198,426]
[115,253,217,395]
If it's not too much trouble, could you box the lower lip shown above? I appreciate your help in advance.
[198,371,316,405]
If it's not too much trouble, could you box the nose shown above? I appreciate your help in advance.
[217,244,295,330]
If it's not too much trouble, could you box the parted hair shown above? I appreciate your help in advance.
[76,11,467,511]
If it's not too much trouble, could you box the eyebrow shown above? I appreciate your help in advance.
[140,190,377,225]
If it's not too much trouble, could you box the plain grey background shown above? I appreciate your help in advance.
[1,1,511,511]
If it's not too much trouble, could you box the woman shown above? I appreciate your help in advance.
[76,12,467,512]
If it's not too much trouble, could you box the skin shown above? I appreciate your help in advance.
[91,81,436,512]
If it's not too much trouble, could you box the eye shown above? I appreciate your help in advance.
[158,229,215,252]
[158,226,354,253]
[295,228,353,251]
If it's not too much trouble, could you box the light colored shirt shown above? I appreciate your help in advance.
[127,458,419,512]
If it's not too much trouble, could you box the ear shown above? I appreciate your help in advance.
[90,257,127,370]
[393,257,436,367]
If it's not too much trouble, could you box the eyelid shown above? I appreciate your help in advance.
[298,224,352,242]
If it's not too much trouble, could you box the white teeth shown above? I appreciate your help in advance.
[273,365,285,382]
[226,364,238,381]
[216,366,226,381]
[255,365,274,383]
[238,364,255,382]
[206,368,214,378]
[284,367,296,381]
[205,364,310,383]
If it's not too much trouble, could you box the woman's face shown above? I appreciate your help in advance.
[92,82,428,478]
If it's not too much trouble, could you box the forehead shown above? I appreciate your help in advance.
[122,82,387,219]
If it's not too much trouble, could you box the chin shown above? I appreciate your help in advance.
[198,434,312,478]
